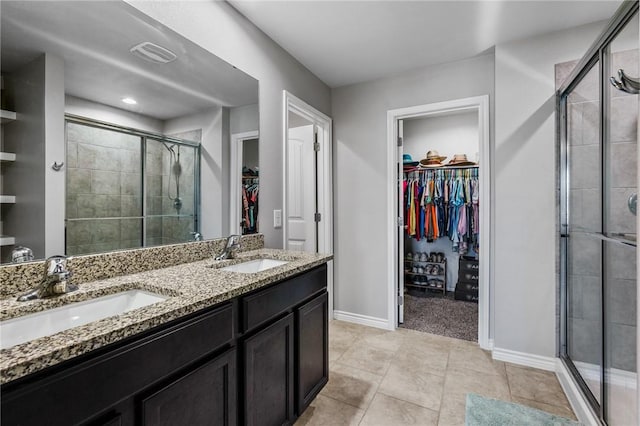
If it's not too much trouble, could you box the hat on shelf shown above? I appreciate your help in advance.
[402,154,419,167]
[419,150,447,168]
[447,154,476,167]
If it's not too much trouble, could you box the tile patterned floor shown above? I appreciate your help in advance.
[296,320,577,426]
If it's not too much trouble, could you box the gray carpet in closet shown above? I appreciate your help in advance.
[399,292,478,342]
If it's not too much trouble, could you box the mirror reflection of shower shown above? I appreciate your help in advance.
[161,141,183,213]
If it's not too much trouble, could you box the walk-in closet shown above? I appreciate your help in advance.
[398,107,483,341]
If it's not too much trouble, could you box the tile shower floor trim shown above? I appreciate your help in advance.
[295,320,577,426]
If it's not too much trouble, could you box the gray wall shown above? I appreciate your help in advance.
[230,103,259,135]
[494,21,606,357]
[127,0,332,249]
[3,54,65,261]
[331,53,494,322]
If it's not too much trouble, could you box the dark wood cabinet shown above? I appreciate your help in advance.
[1,303,235,426]
[1,264,329,426]
[142,348,237,426]
[243,313,295,426]
[296,292,328,413]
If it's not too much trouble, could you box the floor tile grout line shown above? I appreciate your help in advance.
[318,392,367,411]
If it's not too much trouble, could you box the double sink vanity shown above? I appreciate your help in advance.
[0,235,332,425]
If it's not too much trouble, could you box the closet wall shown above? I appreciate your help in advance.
[404,112,480,291]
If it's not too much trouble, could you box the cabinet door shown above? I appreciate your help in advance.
[244,313,295,426]
[142,348,237,426]
[296,291,328,413]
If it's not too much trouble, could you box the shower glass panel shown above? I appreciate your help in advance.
[66,122,143,255]
[565,62,603,404]
[560,3,638,424]
[65,120,200,256]
[145,138,199,246]
[603,12,638,425]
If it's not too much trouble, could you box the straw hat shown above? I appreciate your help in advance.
[447,154,476,166]
[419,150,447,168]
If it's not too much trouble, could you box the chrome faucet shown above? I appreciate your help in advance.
[215,235,242,260]
[190,231,203,241]
[17,255,78,302]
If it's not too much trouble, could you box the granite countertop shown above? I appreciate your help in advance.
[0,249,332,385]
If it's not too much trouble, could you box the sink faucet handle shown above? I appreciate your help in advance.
[43,255,72,282]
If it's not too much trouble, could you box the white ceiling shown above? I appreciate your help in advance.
[229,0,622,88]
[1,1,258,121]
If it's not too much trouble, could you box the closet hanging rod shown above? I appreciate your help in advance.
[404,165,479,172]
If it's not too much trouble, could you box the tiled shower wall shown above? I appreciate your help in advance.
[145,136,198,246]
[557,47,638,374]
[66,123,200,255]
[66,123,142,255]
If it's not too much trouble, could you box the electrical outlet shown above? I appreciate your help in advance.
[273,209,282,228]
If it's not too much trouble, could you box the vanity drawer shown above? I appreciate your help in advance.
[1,302,234,426]
[241,264,327,332]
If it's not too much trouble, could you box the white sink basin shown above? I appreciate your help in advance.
[219,258,289,274]
[0,290,168,350]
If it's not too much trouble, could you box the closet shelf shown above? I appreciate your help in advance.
[0,109,16,124]
[404,259,446,265]
[0,152,16,162]
[0,195,16,203]
[406,282,446,291]
[405,272,445,278]
[0,235,15,246]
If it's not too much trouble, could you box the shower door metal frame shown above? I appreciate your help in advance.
[64,115,201,249]
[557,0,639,422]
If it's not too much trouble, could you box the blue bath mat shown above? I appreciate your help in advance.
[465,393,580,426]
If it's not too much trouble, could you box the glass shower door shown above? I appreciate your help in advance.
[560,3,638,424]
[565,62,603,406]
[145,138,199,246]
[603,12,638,425]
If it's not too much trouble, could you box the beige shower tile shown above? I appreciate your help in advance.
[320,362,382,409]
[378,364,445,411]
[91,170,121,195]
[360,393,439,426]
[295,394,364,426]
[67,168,91,194]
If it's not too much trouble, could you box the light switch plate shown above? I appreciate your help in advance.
[273,209,282,228]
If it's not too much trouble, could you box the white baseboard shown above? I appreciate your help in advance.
[491,347,556,371]
[555,359,601,426]
[333,310,392,330]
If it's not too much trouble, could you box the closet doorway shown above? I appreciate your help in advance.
[230,131,259,236]
[387,96,491,349]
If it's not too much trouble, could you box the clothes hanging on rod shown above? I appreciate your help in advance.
[403,167,479,255]
[241,177,259,234]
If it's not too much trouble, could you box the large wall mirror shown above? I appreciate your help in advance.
[0,1,259,263]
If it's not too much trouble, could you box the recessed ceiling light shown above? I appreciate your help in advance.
[122,97,137,105]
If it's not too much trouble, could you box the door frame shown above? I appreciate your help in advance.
[230,130,259,235]
[386,95,491,349]
[282,90,334,316]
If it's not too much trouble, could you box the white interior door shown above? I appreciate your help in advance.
[397,119,405,324]
[286,124,316,252]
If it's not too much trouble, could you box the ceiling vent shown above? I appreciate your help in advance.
[130,42,177,64]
